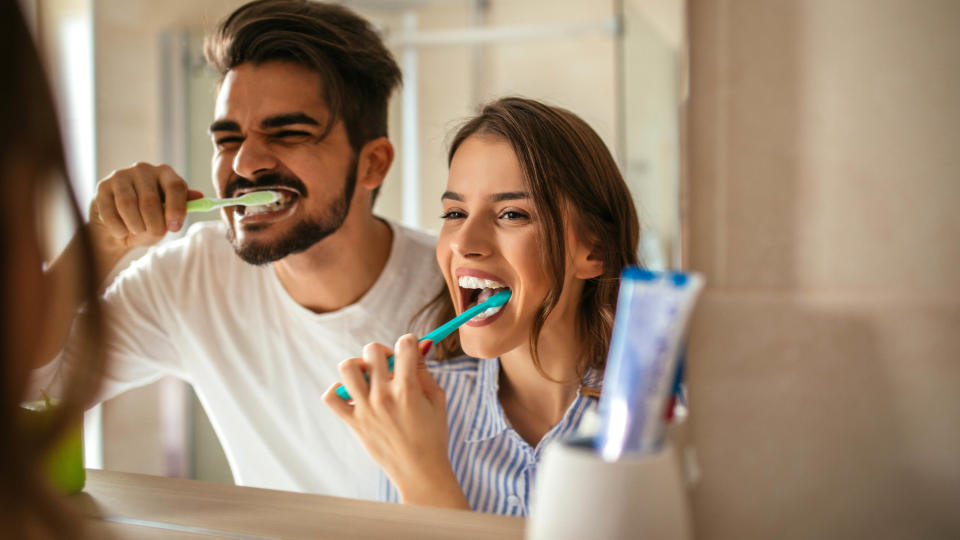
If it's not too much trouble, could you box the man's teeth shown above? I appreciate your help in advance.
[238,194,293,216]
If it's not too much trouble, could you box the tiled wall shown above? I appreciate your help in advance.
[686,0,960,537]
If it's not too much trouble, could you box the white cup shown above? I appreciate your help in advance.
[526,441,693,540]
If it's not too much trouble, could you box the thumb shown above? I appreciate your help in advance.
[187,189,205,201]
[414,341,444,405]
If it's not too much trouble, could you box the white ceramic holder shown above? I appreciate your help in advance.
[526,441,693,540]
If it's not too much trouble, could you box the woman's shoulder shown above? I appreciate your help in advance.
[425,355,483,375]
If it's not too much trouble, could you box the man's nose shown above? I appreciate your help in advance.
[233,137,277,179]
[450,217,493,259]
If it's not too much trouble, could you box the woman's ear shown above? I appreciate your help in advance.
[356,137,395,191]
[574,242,604,280]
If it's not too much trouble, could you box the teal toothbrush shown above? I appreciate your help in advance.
[185,190,281,213]
[336,289,512,400]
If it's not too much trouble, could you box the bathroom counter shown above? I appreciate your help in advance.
[70,469,525,539]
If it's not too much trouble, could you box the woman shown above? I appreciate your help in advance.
[324,97,639,516]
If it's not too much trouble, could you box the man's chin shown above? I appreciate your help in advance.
[226,218,341,266]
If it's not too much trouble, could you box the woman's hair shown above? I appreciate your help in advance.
[204,0,402,156]
[418,97,640,390]
[0,1,104,537]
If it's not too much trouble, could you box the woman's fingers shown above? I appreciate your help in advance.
[322,383,354,421]
[393,334,421,386]
[337,356,370,406]
[363,342,392,390]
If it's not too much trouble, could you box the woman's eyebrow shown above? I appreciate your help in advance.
[441,191,530,202]
[490,191,529,202]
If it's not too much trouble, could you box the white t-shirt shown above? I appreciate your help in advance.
[36,219,443,500]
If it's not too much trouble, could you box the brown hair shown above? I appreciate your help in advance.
[419,97,640,389]
[204,0,402,155]
[0,2,104,537]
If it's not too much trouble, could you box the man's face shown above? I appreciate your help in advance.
[210,60,357,265]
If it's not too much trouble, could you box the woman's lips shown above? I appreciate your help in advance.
[455,269,511,325]
[464,304,507,327]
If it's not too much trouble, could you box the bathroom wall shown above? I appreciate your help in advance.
[685,0,960,537]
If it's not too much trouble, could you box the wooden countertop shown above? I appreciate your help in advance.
[71,469,526,539]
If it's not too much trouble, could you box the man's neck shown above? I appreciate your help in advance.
[271,211,393,314]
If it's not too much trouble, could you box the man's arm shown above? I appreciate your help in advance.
[35,163,201,368]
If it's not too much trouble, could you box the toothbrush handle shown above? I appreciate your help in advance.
[186,198,218,213]
[335,291,511,401]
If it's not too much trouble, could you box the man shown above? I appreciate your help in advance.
[36,0,442,500]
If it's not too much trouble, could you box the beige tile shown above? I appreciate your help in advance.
[686,292,960,539]
[687,0,960,293]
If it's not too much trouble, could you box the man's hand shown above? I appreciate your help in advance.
[88,163,203,274]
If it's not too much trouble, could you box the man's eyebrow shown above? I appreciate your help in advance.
[490,191,529,202]
[209,119,241,133]
[261,112,321,129]
[441,191,464,202]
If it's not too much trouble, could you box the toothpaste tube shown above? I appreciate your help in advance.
[596,268,704,460]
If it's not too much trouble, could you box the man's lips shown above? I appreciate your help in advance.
[232,186,301,224]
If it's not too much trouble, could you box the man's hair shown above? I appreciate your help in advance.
[204,0,402,154]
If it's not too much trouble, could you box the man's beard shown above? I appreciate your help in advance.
[226,167,357,266]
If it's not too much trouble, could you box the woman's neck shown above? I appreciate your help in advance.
[497,310,583,447]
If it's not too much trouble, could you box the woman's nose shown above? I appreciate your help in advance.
[450,217,493,259]
[233,137,277,179]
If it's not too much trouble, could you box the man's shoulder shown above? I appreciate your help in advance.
[389,219,438,254]
[377,219,442,287]
[138,220,231,263]
[107,220,239,291]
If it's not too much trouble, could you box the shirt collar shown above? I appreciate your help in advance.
[466,357,509,443]
[465,358,599,444]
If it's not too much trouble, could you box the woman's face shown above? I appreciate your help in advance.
[436,135,589,360]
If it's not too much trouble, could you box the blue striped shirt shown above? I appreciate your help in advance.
[379,356,597,516]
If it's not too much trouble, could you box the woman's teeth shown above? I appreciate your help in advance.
[458,275,509,321]
[459,276,507,290]
[472,304,504,321]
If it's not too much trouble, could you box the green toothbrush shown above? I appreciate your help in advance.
[336,289,512,400]
[185,190,282,213]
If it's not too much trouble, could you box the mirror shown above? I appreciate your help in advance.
[43,0,685,493]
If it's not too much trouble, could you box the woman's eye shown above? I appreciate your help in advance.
[439,210,466,220]
[500,210,530,220]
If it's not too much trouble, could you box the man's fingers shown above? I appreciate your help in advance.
[158,166,189,232]
[112,181,146,234]
[134,171,167,237]
[338,357,369,406]
[94,191,128,238]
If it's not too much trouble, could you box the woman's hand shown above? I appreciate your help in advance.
[322,334,469,510]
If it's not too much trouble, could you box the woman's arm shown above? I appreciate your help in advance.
[322,334,470,510]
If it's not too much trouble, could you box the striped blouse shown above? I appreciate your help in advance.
[379,356,598,516]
